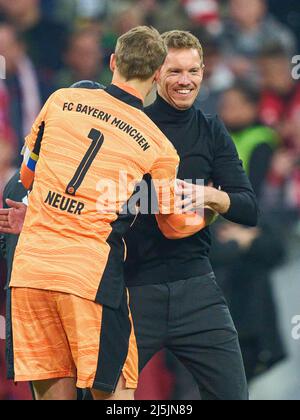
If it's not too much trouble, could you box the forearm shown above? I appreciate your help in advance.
[205,187,231,215]
[156,212,205,239]
[222,191,258,227]
[211,114,259,226]
[156,207,218,240]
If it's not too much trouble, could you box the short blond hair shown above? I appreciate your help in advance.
[162,30,204,63]
[115,26,167,81]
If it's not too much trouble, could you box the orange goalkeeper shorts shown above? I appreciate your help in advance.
[9,287,138,393]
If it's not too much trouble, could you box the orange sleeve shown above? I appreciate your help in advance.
[155,207,218,240]
[149,139,179,215]
[20,93,54,189]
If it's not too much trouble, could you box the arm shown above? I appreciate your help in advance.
[211,116,258,226]
[176,180,230,215]
[149,137,216,239]
[21,123,44,189]
[149,151,179,216]
[20,93,54,189]
[155,206,218,240]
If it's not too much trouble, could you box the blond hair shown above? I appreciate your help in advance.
[162,30,204,63]
[115,26,167,81]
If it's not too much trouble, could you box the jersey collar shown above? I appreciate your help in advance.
[106,83,144,111]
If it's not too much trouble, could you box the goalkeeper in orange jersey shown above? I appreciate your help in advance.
[0,26,213,401]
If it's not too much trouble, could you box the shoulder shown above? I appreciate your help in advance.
[46,88,106,107]
[205,114,231,138]
[198,111,220,129]
[51,87,86,98]
[203,114,239,156]
[195,111,232,146]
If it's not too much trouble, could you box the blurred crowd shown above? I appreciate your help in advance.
[0,0,300,400]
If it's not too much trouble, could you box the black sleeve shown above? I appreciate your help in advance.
[0,183,9,260]
[3,170,27,204]
[0,234,6,259]
[0,179,11,259]
[211,116,258,226]
[2,171,27,288]
[248,143,274,200]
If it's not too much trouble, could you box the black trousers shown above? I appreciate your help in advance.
[128,273,249,400]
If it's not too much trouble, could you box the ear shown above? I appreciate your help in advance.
[199,64,205,82]
[110,54,116,73]
[156,68,164,91]
[153,67,162,83]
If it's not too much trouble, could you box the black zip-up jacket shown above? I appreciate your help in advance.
[124,95,258,286]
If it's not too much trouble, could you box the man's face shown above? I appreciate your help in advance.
[0,25,22,73]
[230,0,265,28]
[220,89,257,129]
[66,33,102,78]
[259,56,292,94]
[0,0,38,19]
[157,48,204,110]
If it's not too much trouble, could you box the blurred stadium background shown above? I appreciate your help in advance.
[0,0,300,400]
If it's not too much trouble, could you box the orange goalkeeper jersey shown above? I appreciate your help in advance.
[10,83,179,308]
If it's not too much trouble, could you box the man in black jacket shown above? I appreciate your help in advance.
[124,31,258,400]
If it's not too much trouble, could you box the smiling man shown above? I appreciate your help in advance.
[0,30,258,401]
[124,31,258,400]
[158,46,204,110]
[159,49,204,110]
